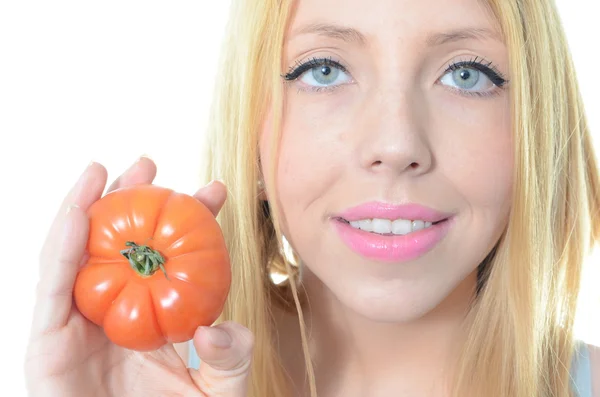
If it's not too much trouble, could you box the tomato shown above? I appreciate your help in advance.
[73,184,231,351]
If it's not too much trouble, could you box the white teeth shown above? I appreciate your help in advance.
[358,219,373,232]
[372,219,392,234]
[412,220,425,232]
[348,217,436,235]
[391,219,412,235]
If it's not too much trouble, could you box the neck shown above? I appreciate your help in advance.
[274,269,478,397]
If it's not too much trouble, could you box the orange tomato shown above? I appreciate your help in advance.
[73,184,231,351]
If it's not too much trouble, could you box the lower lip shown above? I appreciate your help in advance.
[331,218,453,263]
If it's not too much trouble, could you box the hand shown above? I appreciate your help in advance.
[25,157,254,397]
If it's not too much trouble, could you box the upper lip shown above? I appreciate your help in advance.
[334,201,453,223]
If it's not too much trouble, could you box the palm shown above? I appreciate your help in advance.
[26,307,199,397]
[26,160,252,397]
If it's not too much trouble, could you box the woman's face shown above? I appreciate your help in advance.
[260,0,513,322]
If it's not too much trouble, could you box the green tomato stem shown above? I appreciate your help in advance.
[120,241,170,280]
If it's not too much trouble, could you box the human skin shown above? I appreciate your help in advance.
[24,0,600,396]
[260,0,514,395]
[25,159,255,397]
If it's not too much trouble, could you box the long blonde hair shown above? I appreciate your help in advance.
[202,0,600,396]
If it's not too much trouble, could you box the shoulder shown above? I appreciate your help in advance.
[588,342,600,397]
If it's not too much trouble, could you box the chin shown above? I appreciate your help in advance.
[315,263,478,324]
[343,284,450,323]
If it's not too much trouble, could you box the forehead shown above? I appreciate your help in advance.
[287,0,500,45]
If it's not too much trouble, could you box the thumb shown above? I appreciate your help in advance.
[189,321,254,396]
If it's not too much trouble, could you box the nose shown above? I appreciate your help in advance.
[357,88,433,176]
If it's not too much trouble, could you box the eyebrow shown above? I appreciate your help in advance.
[426,27,502,46]
[291,23,502,47]
[292,23,368,45]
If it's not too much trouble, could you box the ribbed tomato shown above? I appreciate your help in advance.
[73,184,231,351]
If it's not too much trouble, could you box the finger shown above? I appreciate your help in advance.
[33,163,108,334]
[41,162,108,256]
[38,155,151,272]
[106,155,157,193]
[33,156,155,336]
[193,180,228,217]
[189,321,254,396]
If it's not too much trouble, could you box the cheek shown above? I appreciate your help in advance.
[258,100,346,239]
[434,95,514,215]
[273,96,351,209]
[451,138,512,211]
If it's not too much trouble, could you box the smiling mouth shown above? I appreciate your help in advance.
[334,217,447,236]
[331,214,453,263]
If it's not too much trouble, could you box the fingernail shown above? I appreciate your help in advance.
[136,153,152,163]
[66,204,80,214]
[79,161,96,181]
[204,326,232,348]
[128,155,148,170]
[85,160,98,172]
[206,179,223,188]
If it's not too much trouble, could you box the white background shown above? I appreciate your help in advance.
[0,1,598,394]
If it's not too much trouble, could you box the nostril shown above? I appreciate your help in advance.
[410,162,419,169]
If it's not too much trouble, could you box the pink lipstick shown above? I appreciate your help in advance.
[331,201,454,263]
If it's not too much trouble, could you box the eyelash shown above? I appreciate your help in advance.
[284,56,349,81]
[282,55,509,98]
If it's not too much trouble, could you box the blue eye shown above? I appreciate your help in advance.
[283,55,508,96]
[283,57,352,89]
[301,64,351,87]
[440,67,493,92]
[439,58,508,97]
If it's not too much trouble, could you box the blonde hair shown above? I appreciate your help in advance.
[202,0,600,396]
